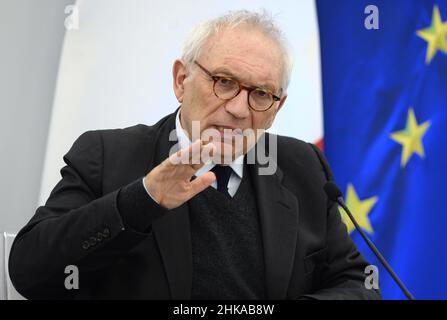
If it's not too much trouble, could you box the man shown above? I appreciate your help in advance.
[9,10,380,300]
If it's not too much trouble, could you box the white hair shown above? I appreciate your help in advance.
[181,9,294,91]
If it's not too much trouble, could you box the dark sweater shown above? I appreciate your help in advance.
[189,165,266,299]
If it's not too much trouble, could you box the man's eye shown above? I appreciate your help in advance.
[218,78,236,87]
[254,89,269,98]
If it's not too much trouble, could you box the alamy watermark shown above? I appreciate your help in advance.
[364,265,379,290]
[364,5,380,30]
[64,265,79,290]
[64,5,79,30]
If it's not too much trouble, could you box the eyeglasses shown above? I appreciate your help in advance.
[194,60,281,112]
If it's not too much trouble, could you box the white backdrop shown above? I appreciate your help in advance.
[39,0,323,204]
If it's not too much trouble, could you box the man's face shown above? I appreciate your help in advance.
[173,25,287,162]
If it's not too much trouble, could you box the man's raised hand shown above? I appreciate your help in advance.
[144,139,216,209]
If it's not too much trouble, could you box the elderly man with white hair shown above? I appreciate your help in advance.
[9,10,380,300]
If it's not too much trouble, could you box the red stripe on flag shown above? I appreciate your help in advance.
[314,137,324,152]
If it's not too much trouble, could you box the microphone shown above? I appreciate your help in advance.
[324,181,415,300]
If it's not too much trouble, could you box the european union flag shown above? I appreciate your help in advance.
[316,0,447,299]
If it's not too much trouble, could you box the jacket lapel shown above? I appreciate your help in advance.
[248,139,300,300]
[152,205,192,299]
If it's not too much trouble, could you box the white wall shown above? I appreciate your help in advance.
[0,0,73,233]
[0,0,73,300]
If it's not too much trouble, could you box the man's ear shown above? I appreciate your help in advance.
[276,94,287,114]
[172,59,188,103]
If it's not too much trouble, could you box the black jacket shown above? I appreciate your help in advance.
[9,110,381,300]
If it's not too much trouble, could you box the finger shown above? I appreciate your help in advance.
[190,142,216,171]
[188,171,216,198]
[168,140,215,170]
[168,139,202,165]
[162,140,210,181]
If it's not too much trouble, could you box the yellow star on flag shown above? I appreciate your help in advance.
[390,108,431,168]
[341,184,378,234]
[416,5,447,64]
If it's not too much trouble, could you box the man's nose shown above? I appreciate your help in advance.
[224,89,251,119]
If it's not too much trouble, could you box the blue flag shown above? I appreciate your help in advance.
[316,0,447,299]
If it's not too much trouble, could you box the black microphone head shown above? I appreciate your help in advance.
[324,181,343,201]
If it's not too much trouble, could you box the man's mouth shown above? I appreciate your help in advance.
[215,126,242,134]
[208,125,244,143]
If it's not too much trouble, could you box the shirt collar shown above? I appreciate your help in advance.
[175,108,244,179]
